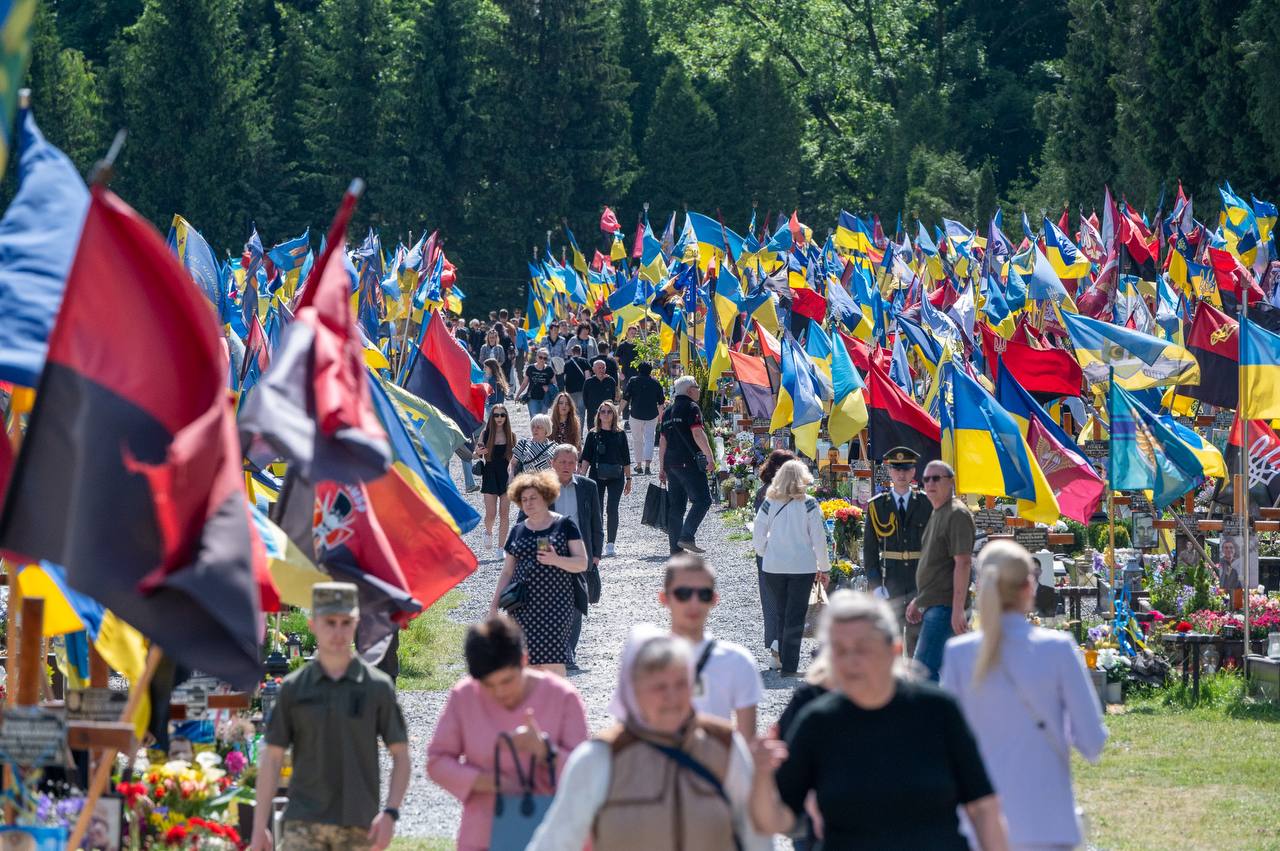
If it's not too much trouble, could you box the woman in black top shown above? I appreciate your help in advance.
[579,401,632,557]
[750,590,1009,851]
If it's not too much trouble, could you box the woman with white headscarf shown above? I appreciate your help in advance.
[528,625,769,851]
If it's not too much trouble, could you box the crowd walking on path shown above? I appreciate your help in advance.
[253,311,1108,851]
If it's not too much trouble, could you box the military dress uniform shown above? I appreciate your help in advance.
[863,447,933,656]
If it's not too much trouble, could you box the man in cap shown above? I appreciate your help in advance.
[863,446,932,657]
[250,583,410,851]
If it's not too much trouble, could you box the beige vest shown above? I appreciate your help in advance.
[591,714,737,851]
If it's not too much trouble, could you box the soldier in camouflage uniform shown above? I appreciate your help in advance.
[863,447,932,656]
[250,583,410,851]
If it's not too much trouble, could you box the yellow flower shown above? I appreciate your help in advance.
[819,498,852,520]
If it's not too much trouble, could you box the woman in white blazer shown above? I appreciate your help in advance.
[752,460,829,676]
[941,541,1107,851]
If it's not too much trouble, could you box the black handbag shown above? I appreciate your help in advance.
[498,579,529,612]
[596,463,624,481]
[572,573,589,615]
[641,482,668,530]
[472,458,486,476]
[585,565,602,604]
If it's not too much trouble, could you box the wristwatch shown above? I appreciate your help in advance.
[383,807,400,822]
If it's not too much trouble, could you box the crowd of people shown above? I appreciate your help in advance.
[256,308,1110,851]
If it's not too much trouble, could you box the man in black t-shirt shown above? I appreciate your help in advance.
[658,375,715,555]
[616,327,639,379]
[582,360,617,428]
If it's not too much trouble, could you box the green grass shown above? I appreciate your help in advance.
[396,590,468,691]
[1075,673,1280,850]
[720,506,754,542]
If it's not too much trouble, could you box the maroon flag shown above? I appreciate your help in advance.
[0,186,267,689]
[631,217,645,259]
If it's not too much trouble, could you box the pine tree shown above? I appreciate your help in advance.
[471,0,636,284]
[717,48,804,221]
[26,1,107,173]
[1240,0,1280,183]
[638,65,728,217]
[112,0,280,248]
[1039,0,1117,209]
[616,0,658,157]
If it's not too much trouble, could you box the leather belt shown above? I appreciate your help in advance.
[880,551,921,561]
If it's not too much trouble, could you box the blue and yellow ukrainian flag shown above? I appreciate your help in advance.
[770,332,825,458]
[804,319,834,399]
[835,210,873,256]
[828,324,868,445]
[1241,317,1280,420]
[1109,380,1206,509]
[713,261,743,334]
[940,362,1058,523]
[686,211,745,271]
[1059,309,1200,389]
[1042,216,1092,278]
[704,292,732,382]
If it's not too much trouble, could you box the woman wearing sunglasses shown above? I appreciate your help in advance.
[579,401,632,558]
[516,349,556,416]
[477,405,515,552]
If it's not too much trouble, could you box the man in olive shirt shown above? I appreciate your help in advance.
[905,460,975,681]
[251,583,411,851]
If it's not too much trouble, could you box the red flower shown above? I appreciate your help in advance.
[164,824,187,844]
[1176,620,1193,633]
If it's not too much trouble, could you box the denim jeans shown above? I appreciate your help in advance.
[914,604,954,681]
[764,572,814,672]
[527,395,551,417]
[460,456,476,490]
[665,464,711,553]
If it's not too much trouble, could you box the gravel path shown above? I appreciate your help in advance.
[395,402,813,841]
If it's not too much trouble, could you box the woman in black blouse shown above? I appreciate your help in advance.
[579,401,631,558]
[749,590,1009,851]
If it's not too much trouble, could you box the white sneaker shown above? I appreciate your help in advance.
[768,641,781,670]
[483,532,493,549]
[604,542,616,557]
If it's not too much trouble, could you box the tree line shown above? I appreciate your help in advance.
[27,0,1280,311]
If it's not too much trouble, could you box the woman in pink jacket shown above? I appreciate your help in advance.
[427,615,589,850]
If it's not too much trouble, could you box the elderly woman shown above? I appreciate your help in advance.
[750,591,1009,850]
[752,459,830,676]
[528,625,769,851]
[427,616,589,851]
[489,471,588,677]
[510,413,556,476]
[942,541,1106,851]
[752,449,797,667]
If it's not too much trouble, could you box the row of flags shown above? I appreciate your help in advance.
[524,190,1280,528]
[0,105,489,691]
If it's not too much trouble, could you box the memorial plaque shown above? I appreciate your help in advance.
[1083,440,1108,471]
[0,707,68,766]
[172,674,222,721]
[66,688,129,722]
[1128,492,1153,515]
[873,463,890,491]
[1014,527,1050,551]
[1222,514,1247,537]
[1131,512,1157,549]
[1214,409,1235,430]
[975,509,1008,534]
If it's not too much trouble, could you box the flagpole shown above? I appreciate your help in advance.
[1106,367,1117,616]
[1240,283,1251,677]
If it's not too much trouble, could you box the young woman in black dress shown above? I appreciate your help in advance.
[476,405,515,554]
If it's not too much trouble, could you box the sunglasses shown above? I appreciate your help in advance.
[493,413,507,418]
[670,586,714,603]
[922,474,952,483]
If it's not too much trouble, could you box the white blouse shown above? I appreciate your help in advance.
[752,496,832,576]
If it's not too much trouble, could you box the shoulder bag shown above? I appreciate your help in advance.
[490,731,557,851]
[593,433,625,481]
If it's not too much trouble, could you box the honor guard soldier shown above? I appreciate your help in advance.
[863,447,932,656]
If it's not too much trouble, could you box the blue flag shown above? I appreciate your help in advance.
[0,109,89,386]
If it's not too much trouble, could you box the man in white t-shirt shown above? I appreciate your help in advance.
[659,553,763,740]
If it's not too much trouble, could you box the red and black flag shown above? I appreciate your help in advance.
[727,349,774,419]
[403,310,487,435]
[239,181,391,483]
[865,360,940,475]
[1180,301,1238,409]
[0,186,268,690]
[1215,417,1280,510]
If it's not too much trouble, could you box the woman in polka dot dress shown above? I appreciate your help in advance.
[489,470,588,676]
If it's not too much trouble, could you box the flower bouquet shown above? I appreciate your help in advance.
[120,753,248,849]
[831,505,863,557]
